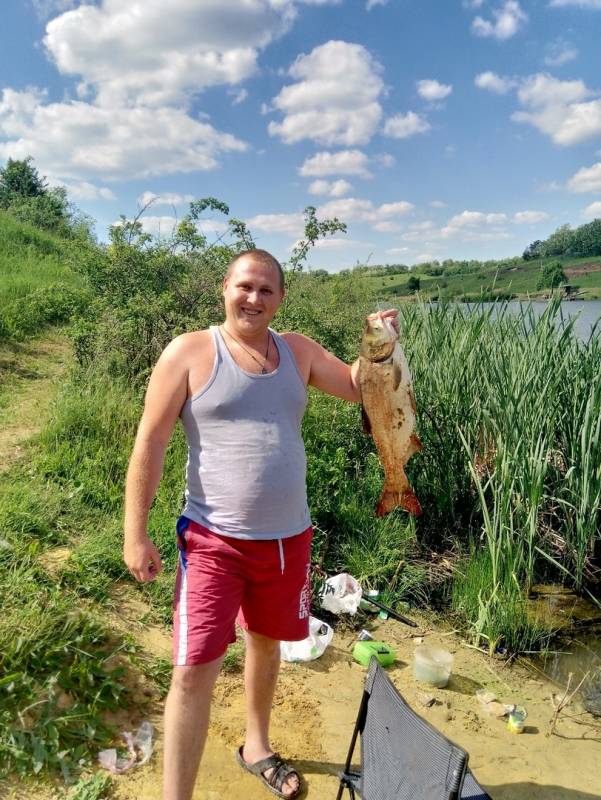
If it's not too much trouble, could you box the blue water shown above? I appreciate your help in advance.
[459,300,601,343]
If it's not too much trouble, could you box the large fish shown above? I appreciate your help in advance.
[359,315,422,517]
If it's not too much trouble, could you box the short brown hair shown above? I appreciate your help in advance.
[225,249,285,291]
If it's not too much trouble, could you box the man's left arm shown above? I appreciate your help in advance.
[286,309,399,403]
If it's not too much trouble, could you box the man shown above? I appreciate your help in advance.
[123,248,398,800]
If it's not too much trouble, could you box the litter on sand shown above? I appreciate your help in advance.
[98,721,153,774]
[280,616,334,662]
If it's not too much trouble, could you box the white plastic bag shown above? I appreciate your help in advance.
[98,721,153,773]
[320,573,363,615]
[280,616,334,662]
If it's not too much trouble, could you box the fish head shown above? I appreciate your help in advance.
[361,314,397,362]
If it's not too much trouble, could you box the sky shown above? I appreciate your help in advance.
[1,0,601,270]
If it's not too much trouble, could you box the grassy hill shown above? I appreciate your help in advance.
[0,212,84,340]
[367,255,601,301]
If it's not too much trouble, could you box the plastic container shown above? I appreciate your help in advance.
[413,645,453,688]
[507,706,527,734]
[352,640,396,668]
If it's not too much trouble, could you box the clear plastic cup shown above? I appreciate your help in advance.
[413,645,453,688]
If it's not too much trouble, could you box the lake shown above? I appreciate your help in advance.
[460,300,601,342]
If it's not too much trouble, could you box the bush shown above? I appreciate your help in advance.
[536,260,566,291]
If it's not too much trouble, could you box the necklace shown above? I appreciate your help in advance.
[221,326,271,374]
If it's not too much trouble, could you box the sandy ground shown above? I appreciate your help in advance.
[4,591,601,799]
[107,617,601,800]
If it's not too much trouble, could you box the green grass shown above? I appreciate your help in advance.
[0,212,85,340]
[368,255,601,301]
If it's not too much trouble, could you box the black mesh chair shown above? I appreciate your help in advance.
[337,658,492,800]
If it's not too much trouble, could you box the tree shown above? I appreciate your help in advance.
[536,260,566,291]
[0,157,46,208]
[407,275,420,294]
[541,224,574,257]
[523,239,543,261]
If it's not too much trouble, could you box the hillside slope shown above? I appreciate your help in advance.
[0,212,84,340]
[368,255,601,301]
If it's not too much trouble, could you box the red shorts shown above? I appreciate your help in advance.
[173,518,313,666]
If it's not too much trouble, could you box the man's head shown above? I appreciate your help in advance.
[225,249,285,292]
[222,249,285,335]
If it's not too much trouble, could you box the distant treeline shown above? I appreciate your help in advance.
[330,218,601,278]
[523,219,601,260]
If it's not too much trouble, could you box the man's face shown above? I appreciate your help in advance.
[223,257,285,334]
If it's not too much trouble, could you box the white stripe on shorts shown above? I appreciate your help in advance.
[176,558,189,666]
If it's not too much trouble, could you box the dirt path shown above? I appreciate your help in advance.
[0,331,71,471]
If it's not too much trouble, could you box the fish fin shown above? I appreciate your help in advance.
[409,389,417,413]
[361,406,372,436]
[400,488,422,516]
[376,487,422,517]
[408,432,423,457]
[392,361,403,391]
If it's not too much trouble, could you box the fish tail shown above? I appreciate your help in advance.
[376,487,422,517]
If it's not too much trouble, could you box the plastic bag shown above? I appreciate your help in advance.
[280,616,334,662]
[98,721,153,773]
[320,573,363,615]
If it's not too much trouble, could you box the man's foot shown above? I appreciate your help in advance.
[237,745,301,798]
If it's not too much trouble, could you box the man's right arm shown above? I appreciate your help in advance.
[123,337,190,582]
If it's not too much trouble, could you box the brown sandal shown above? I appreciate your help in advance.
[235,746,302,799]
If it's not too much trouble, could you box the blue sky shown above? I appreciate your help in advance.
[1,0,601,269]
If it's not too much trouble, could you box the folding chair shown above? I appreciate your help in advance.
[337,657,492,800]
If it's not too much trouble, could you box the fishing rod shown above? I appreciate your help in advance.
[362,595,418,628]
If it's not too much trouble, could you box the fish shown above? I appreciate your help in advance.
[359,314,422,517]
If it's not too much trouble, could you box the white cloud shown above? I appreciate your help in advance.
[537,180,562,192]
[374,153,395,168]
[195,219,229,236]
[463,0,485,7]
[137,215,178,237]
[317,197,414,229]
[229,88,249,106]
[137,191,195,208]
[366,0,388,8]
[567,162,601,193]
[583,201,601,219]
[512,73,601,146]
[475,71,517,94]
[430,200,447,208]
[420,210,512,242]
[0,88,246,181]
[308,179,353,197]
[312,237,370,250]
[544,39,578,66]
[298,150,372,178]
[385,247,410,255]
[246,212,305,236]
[383,111,431,139]
[56,180,116,201]
[268,41,384,146]
[513,210,550,224]
[417,79,453,101]
[550,0,601,6]
[472,1,527,40]
[372,221,403,233]
[43,1,299,108]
